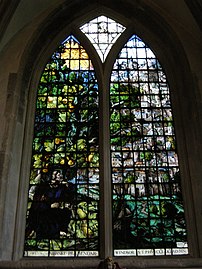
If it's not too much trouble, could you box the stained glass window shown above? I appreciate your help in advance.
[24,36,99,257]
[80,15,126,62]
[24,16,188,258]
[110,35,188,256]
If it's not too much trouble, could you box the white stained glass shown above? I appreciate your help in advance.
[114,247,188,257]
[80,15,126,62]
[24,250,99,257]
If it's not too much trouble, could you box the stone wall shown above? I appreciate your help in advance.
[0,0,202,268]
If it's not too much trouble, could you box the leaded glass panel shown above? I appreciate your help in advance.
[110,35,188,256]
[24,36,99,257]
[24,16,189,258]
[80,16,126,62]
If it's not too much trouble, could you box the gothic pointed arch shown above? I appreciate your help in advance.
[110,34,188,256]
[1,2,199,268]
[23,15,189,258]
[24,35,100,257]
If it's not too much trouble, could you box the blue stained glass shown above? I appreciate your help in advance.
[24,36,99,257]
[24,16,189,258]
[110,35,188,256]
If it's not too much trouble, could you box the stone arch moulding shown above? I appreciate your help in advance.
[1,1,199,268]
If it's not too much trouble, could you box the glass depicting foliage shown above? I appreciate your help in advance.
[80,15,126,62]
[24,36,99,257]
[110,35,188,256]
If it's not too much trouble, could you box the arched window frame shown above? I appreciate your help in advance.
[10,6,198,268]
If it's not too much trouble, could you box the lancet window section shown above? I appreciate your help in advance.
[110,35,188,256]
[24,36,100,257]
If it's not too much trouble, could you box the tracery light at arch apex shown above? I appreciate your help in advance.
[80,15,126,62]
[24,35,100,257]
[110,35,188,256]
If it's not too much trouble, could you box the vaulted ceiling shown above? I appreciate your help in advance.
[0,0,201,52]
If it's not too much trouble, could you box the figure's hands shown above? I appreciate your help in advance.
[51,202,59,208]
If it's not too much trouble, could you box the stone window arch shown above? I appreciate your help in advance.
[22,14,189,261]
[1,3,199,269]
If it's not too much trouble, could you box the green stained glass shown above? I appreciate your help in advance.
[110,35,188,256]
[24,35,99,257]
[24,16,189,259]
